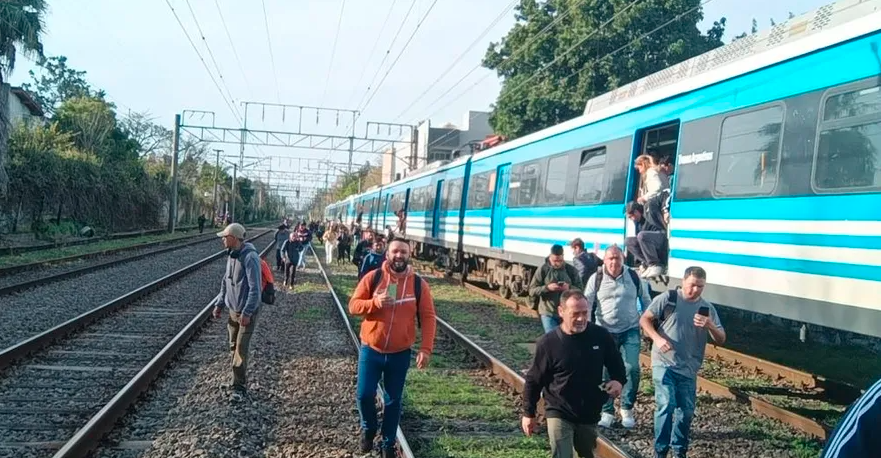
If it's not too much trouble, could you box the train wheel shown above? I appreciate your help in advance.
[499,283,513,299]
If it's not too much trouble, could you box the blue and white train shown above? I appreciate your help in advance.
[326,0,881,338]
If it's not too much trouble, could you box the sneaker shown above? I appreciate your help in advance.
[642,265,664,278]
[621,409,636,428]
[598,412,615,428]
[359,429,376,453]
[381,446,396,458]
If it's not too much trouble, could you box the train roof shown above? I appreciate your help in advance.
[469,0,881,164]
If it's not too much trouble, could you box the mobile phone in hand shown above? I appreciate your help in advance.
[387,283,398,302]
[698,306,710,317]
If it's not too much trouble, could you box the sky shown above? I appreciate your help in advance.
[9,0,833,201]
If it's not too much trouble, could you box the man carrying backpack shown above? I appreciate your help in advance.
[349,238,437,458]
[585,245,652,430]
[212,223,262,403]
[528,244,584,334]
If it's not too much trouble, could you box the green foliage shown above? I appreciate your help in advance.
[483,0,726,139]
[22,55,105,116]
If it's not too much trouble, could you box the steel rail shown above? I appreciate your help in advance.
[0,234,218,296]
[310,244,416,458]
[52,236,276,458]
[0,229,271,372]
[0,225,199,257]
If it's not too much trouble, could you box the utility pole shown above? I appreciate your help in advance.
[212,149,222,225]
[168,114,181,233]
[230,164,237,223]
[347,136,354,174]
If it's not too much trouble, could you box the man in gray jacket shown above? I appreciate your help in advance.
[212,223,262,402]
[585,245,651,429]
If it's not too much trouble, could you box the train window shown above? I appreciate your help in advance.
[575,148,606,204]
[814,83,881,191]
[509,160,543,207]
[714,105,783,196]
[467,171,494,210]
[446,178,463,211]
[544,153,569,205]
[426,185,436,211]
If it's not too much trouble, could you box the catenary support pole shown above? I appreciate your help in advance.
[168,114,181,233]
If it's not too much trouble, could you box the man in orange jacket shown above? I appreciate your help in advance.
[349,238,437,457]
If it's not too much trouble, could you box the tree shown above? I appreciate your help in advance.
[22,55,104,116]
[0,0,47,199]
[483,0,726,139]
[119,111,171,157]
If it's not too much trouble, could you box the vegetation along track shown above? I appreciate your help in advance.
[0,232,273,458]
[90,246,364,458]
[408,260,825,458]
[0,228,270,353]
[0,231,216,292]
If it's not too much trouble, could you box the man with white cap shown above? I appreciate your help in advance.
[212,223,262,402]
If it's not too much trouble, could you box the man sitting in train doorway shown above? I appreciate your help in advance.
[624,201,668,278]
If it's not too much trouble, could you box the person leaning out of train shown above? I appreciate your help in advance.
[528,244,584,334]
[359,237,387,280]
[569,238,601,287]
[624,201,668,279]
[349,238,437,458]
[522,289,626,458]
[639,266,725,458]
[586,245,652,430]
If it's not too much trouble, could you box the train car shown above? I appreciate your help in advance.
[328,0,881,339]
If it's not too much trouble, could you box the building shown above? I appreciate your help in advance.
[5,85,44,125]
[381,110,494,184]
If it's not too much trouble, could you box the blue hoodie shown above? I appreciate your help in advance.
[215,242,262,317]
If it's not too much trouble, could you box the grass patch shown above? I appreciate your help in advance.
[414,435,548,458]
[0,231,201,268]
[735,416,823,458]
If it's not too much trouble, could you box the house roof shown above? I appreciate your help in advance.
[10,87,44,117]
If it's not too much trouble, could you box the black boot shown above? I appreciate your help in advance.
[381,446,396,458]
[359,429,376,453]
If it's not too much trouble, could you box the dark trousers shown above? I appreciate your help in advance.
[338,245,350,263]
[198,222,205,233]
[284,261,298,285]
[625,231,667,266]
[227,311,257,390]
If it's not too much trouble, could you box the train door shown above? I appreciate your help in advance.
[431,180,444,239]
[490,164,511,249]
[382,194,391,229]
[627,121,679,238]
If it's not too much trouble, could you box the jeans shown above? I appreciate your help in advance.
[541,314,562,334]
[602,327,641,413]
[227,311,258,390]
[625,231,667,266]
[297,247,308,269]
[653,366,697,455]
[356,345,411,450]
[275,249,283,269]
[547,417,597,458]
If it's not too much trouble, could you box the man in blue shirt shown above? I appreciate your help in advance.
[359,238,386,279]
[822,377,881,458]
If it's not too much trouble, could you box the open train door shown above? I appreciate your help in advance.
[490,164,511,249]
[431,180,444,239]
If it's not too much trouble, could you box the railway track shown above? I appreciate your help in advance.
[0,226,198,258]
[405,260,826,457]
[0,232,274,458]
[314,246,633,458]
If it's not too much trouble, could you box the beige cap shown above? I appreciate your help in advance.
[217,223,246,239]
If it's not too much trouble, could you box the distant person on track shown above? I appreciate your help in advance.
[280,232,302,290]
[585,245,652,429]
[822,376,881,458]
[639,266,725,458]
[358,237,386,280]
[528,244,584,334]
[522,289,626,458]
[323,224,339,265]
[211,223,262,403]
[197,214,206,233]
[349,238,437,457]
[274,223,290,271]
[295,223,310,270]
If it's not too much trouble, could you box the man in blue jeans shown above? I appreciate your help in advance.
[585,245,651,429]
[639,266,725,458]
[528,244,583,333]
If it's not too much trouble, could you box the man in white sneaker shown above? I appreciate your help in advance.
[585,245,651,429]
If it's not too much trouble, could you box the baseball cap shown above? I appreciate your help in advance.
[217,223,246,239]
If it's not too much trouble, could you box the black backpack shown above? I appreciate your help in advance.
[589,267,642,323]
[367,270,425,328]
[528,262,581,311]
[653,289,678,331]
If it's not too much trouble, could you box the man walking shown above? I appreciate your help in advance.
[522,290,626,458]
[349,238,437,457]
[280,232,301,289]
[528,244,584,333]
[569,238,601,287]
[639,266,725,458]
[585,245,652,429]
[211,223,262,402]
[274,223,290,271]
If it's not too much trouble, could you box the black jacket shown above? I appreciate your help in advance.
[523,324,626,424]
[280,239,302,262]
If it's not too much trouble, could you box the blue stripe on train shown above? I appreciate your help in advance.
[671,230,881,250]
[671,249,881,282]
[672,194,881,221]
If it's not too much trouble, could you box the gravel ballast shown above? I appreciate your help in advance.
[94,255,362,458]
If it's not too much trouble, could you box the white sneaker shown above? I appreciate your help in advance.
[642,265,664,278]
[598,412,615,428]
[620,409,636,428]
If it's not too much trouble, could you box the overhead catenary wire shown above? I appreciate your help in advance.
[214,0,253,99]
[164,0,241,124]
[344,0,400,109]
[183,0,239,110]
[321,0,348,106]
[261,0,282,103]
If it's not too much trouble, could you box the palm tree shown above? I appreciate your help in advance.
[0,0,46,199]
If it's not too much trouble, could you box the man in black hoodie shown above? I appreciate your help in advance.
[522,289,626,458]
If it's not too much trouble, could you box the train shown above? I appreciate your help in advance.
[325,0,881,339]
